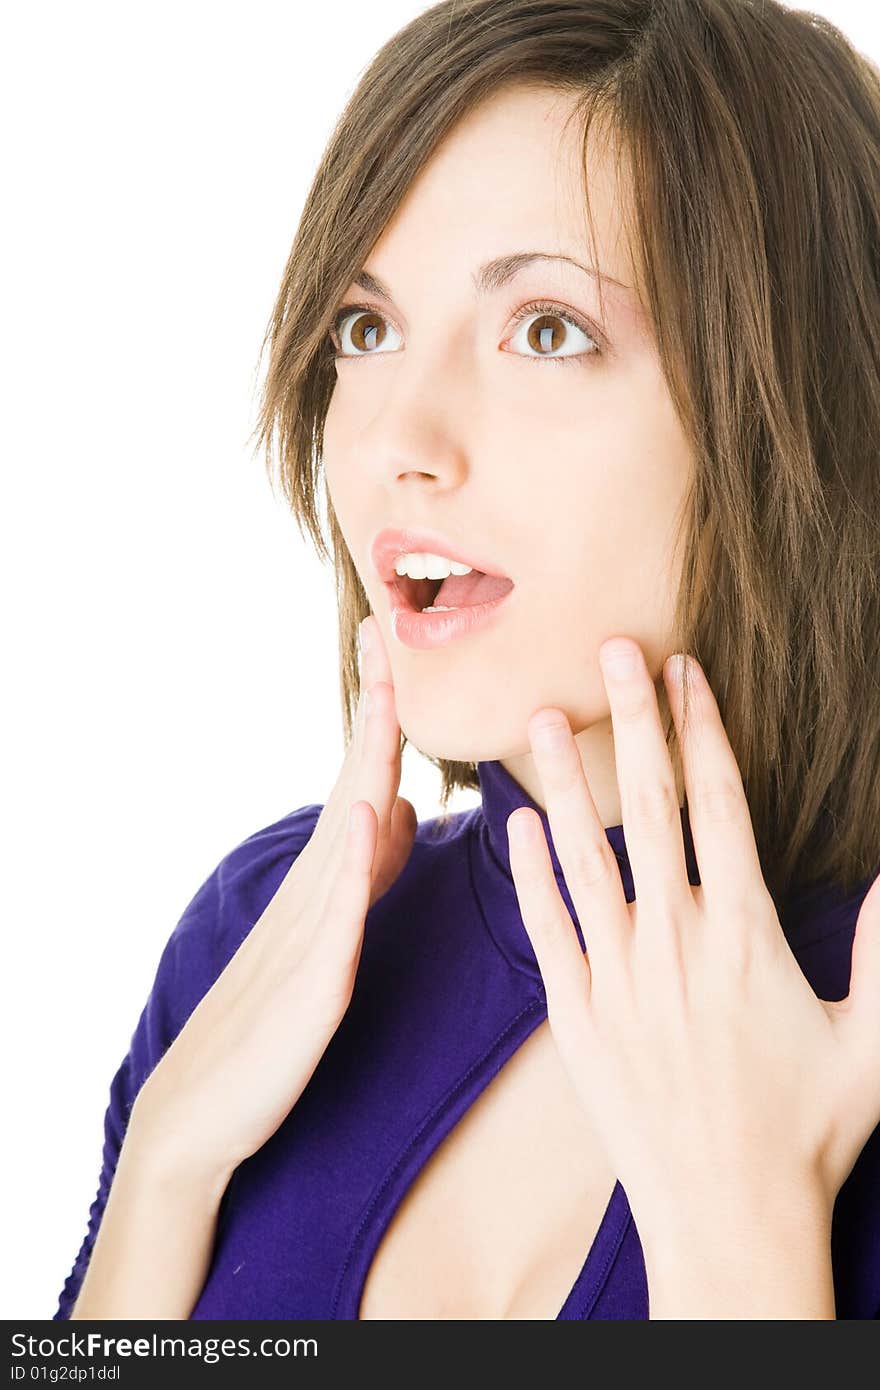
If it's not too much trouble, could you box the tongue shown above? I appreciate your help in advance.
[433,570,514,607]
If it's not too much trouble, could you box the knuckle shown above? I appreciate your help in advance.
[539,905,570,951]
[690,774,745,826]
[566,834,616,889]
[614,688,653,726]
[556,750,587,792]
[733,880,773,919]
[537,739,582,792]
[624,778,680,836]
[707,886,777,971]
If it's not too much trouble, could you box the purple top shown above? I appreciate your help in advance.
[54,759,880,1319]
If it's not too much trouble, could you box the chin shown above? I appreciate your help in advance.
[398,710,523,766]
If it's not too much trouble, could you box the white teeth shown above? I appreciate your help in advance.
[393,551,473,580]
[422,604,459,613]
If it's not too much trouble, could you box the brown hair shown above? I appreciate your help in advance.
[249,0,880,907]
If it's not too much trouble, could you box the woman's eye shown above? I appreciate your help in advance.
[328,300,601,365]
[505,306,600,365]
[331,308,402,357]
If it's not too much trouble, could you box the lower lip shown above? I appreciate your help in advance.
[385,580,515,650]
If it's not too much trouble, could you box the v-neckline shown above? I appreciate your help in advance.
[330,996,633,1320]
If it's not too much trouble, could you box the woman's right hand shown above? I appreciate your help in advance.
[130,614,417,1182]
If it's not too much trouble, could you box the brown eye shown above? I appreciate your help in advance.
[506,302,601,366]
[526,314,566,354]
[331,307,401,357]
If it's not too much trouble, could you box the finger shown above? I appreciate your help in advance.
[507,807,593,1019]
[353,617,375,758]
[599,638,692,907]
[310,798,379,976]
[361,613,393,686]
[356,678,400,775]
[353,671,405,849]
[310,677,398,916]
[313,620,398,889]
[527,710,632,976]
[354,614,396,759]
[662,652,768,915]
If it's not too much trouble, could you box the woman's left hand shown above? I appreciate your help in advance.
[507,638,880,1242]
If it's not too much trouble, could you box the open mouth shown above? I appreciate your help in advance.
[393,570,515,612]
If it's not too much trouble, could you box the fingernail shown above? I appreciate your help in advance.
[665,653,688,685]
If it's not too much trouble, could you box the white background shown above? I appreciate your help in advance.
[2,0,877,1320]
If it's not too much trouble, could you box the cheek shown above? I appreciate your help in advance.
[321,394,344,488]
[509,453,685,622]
[321,396,369,522]
[322,376,385,489]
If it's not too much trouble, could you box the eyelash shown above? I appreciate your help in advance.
[327,298,603,368]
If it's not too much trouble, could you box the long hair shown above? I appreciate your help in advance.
[248,0,880,906]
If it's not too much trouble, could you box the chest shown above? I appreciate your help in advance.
[358,1019,617,1319]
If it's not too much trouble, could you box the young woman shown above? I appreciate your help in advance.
[55,0,880,1320]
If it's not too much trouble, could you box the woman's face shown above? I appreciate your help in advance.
[323,83,693,819]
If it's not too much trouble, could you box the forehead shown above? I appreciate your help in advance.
[368,83,639,303]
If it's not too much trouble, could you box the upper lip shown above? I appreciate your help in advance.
[370,526,513,585]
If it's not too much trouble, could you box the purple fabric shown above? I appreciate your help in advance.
[53,759,880,1319]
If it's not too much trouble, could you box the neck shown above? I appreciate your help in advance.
[500,678,684,831]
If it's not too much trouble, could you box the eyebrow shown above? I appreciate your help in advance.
[354,252,633,299]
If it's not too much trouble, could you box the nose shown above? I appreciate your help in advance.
[359,351,478,492]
